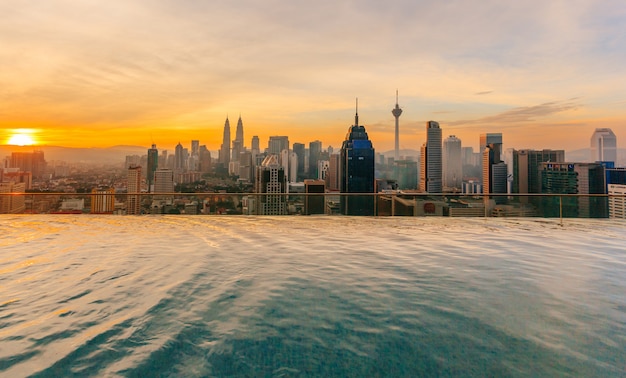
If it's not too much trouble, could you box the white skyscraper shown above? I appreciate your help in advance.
[590,128,617,163]
[443,135,462,190]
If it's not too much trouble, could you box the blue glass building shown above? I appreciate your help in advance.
[340,108,375,215]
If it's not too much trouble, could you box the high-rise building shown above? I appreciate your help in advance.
[482,145,507,204]
[0,182,25,214]
[419,121,442,193]
[91,187,115,214]
[235,116,244,143]
[392,90,403,161]
[480,132,503,194]
[540,162,606,218]
[232,115,245,161]
[255,154,287,215]
[10,151,46,179]
[309,140,322,179]
[289,151,298,183]
[1,169,32,190]
[480,133,503,162]
[293,143,305,180]
[231,117,244,163]
[280,149,291,182]
[126,165,142,215]
[199,145,212,173]
[147,144,158,192]
[238,151,254,182]
[189,140,200,171]
[590,128,617,163]
[251,136,260,155]
[159,150,168,169]
[327,153,341,191]
[268,136,289,157]
[511,149,565,194]
[443,135,462,190]
[340,103,375,215]
[174,143,185,174]
[153,169,175,194]
[606,168,626,218]
[220,117,231,166]
[393,160,418,189]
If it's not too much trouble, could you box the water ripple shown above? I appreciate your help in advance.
[0,215,624,376]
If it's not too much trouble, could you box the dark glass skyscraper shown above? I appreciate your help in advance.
[147,144,158,192]
[340,105,375,216]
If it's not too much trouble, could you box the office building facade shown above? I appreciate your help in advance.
[419,121,442,193]
[340,108,375,215]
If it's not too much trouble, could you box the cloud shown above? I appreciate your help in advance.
[475,91,493,95]
[448,100,582,127]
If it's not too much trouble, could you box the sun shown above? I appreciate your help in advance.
[7,133,36,146]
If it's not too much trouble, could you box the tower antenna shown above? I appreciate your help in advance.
[392,90,403,160]
[355,97,359,126]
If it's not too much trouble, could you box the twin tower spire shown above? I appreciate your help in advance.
[219,115,244,165]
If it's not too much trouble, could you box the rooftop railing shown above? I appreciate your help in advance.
[2,192,625,224]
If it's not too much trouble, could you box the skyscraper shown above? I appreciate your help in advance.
[199,145,212,173]
[327,153,341,191]
[153,169,175,194]
[511,149,565,194]
[10,151,46,179]
[255,154,287,215]
[220,117,231,166]
[480,133,503,197]
[541,162,606,218]
[590,128,617,163]
[251,136,260,155]
[480,133,503,161]
[443,135,462,190]
[340,102,375,216]
[607,168,626,218]
[232,116,245,161]
[126,165,142,215]
[268,136,289,157]
[482,145,507,204]
[293,143,305,180]
[235,116,244,145]
[174,142,185,174]
[147,144,158,192]
[419,121,442,193]
[309,140,322,179]
[391,90,403,161]
[190,140,199,171]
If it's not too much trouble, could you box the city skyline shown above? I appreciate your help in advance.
[1,1,625,151]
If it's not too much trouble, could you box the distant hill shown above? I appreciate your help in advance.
[381,149,420,158]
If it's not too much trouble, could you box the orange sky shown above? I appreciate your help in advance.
[1,1,625,153]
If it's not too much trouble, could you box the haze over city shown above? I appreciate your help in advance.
[1,0,625,152]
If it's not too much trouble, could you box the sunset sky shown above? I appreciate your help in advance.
[1,0,625,153]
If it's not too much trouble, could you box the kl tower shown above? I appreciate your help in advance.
[391,90,403,160]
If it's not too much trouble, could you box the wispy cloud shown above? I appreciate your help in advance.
[448,100,582,126]
[0,0,624,150]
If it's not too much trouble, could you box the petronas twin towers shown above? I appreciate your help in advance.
[219,116,244,165]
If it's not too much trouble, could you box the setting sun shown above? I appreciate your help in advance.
[7,133,36,146]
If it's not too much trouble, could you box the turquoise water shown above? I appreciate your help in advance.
[1,216,625,377]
